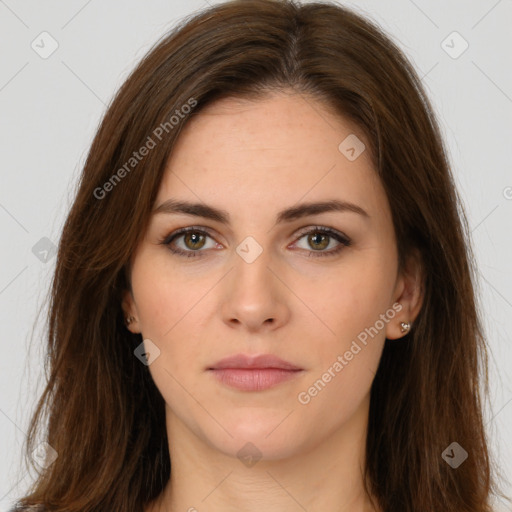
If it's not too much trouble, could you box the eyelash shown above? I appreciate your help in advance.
[159,225,351,259]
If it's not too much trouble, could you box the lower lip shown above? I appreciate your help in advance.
[209,368,303,391]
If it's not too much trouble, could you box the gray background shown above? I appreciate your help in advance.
[0,0,511,509]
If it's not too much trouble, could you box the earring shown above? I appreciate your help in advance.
[125,315,136,326]
[400,321,411,333]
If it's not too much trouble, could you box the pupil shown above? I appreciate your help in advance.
[187,232,204,249]
[310,233,328,250]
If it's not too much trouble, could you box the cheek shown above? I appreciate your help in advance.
[294,271,389,426]
[131,251,204,338]
[131,263,207,411]
[303,257,395,341]
[294,254,394,401]
[129,256,208,392]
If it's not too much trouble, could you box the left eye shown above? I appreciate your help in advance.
[161,226,351,258]
[293,228,350,256]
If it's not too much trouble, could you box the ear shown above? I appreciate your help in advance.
[121,288,141,334]
[386,247,424,340]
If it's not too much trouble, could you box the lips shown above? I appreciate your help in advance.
[207,354,303,391]
[208,353,302,371]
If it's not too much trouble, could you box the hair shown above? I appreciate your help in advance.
[13,0,508,511]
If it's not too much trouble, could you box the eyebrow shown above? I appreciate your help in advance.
[152,198,370,224]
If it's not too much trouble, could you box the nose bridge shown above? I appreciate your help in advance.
[232,234,274,294]
[220,233,289,331]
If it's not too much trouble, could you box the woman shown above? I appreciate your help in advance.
[11,0,509,511]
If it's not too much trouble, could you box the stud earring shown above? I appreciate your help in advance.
[400,321,411,333]
[125,315,136,326]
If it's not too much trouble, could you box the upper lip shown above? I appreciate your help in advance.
[208,354,303,371]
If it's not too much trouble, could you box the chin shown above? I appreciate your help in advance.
[205,413,308,462]
[216,435,304,463]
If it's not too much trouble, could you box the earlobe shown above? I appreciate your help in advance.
[385,305,412,340]
[386,248,424,340]
[400,321,411,333]
[121,289,140,333]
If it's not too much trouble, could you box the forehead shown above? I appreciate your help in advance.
[156,92,388,223]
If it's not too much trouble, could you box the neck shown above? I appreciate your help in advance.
[146,394,380,512]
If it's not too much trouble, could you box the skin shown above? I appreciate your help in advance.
[123,90,423,512]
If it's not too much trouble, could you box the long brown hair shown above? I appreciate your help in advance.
[15,1,508,510]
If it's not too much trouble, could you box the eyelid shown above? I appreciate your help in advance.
[161,225,217,245]
[293,225,350,242]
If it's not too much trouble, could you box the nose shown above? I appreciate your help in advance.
[220,243,291,333]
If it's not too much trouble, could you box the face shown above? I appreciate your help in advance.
[123,91,421,462]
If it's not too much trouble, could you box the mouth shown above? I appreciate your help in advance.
[207,353,304,391]
[208,368,303,391]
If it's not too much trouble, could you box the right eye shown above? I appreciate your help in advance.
[160,227,220,258]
